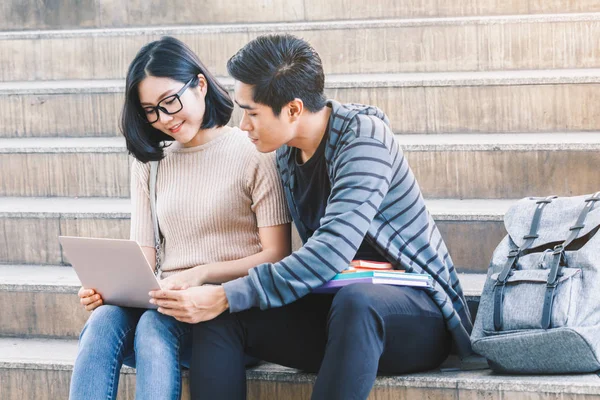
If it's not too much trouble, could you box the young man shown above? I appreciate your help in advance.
[150,34,473,400]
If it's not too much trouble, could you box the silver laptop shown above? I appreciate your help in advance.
[58,236,160,309]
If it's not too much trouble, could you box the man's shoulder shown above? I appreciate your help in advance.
[329,101,392,141]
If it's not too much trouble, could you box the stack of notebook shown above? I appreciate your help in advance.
[312,260,432,293]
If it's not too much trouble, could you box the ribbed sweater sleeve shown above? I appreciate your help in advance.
[224,127,393,312]
[129,160,154,248]
[247,151,290,228]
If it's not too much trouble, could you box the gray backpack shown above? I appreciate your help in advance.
[471,192,600,374]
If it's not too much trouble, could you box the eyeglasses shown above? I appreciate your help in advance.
[142,78,194,124]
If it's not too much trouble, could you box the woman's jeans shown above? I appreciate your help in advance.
[69,305,191,400]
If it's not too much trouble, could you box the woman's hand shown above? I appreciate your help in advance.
[160,268,205,290]
[149,285,229,324]
[78,287,103,312]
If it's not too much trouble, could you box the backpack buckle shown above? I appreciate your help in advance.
[536,195,557,204]
[546,280,559,289]
[584,194,600,202]
[552,245,564,256]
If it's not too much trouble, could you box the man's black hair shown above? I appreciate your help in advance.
[227,34,327,116]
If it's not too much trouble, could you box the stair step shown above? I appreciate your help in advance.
[2,133,600,199]
[3,70,600,137]
[2,0,599,30]
[0,264,485,338]
[399,133,600,199]
[0,197,130,265]
[0,337,598,400]
[2,14,600,81]
[0,265,84,338]
[0,196,508,271]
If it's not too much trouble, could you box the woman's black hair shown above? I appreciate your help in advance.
[121,36,233,162]
[227,33,326,116]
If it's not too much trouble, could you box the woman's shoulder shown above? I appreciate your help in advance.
[131,157,151,177]
[227,127,256,150]
[227,127,272,162]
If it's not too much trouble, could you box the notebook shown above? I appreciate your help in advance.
[313,270,432,293]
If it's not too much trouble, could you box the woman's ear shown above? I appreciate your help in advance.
[196,73,208,95]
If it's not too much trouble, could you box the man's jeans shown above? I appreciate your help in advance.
[69,305,191,400]
[190,283,452,400]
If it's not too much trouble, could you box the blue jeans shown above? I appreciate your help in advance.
[69,305,191,400]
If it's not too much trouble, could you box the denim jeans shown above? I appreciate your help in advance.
[69,305,191,400]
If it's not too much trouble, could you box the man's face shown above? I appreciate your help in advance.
[234,81,296,153]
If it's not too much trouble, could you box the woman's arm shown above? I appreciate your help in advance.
[162,223,291,288]
[141,246,157,272]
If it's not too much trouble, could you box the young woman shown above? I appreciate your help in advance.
[69,36,291,400]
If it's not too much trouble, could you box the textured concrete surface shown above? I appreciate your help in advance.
[2,0,599,30]
[0,197,510,269]
[0,198,130,264]
[4,70,600,137]
[2,134,599,198]
[2,15,600,80]
[0,265,485,337]
[0,338,599,400]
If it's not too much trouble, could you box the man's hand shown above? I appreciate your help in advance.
[149,285,229,324]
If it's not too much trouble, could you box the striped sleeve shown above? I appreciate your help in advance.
[224,132,393,312]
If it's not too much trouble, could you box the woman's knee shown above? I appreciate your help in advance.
[135,311,183,337]
[80,305,137,343]
[134,311,188,357]
[77,305,139,363]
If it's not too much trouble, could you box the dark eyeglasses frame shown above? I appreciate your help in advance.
[143,77,195,124]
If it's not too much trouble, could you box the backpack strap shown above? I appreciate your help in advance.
[149,161,162,277]
[493,195,557,331]
[541,191,600,329]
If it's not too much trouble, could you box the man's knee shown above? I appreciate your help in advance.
[328,284,383,332]
[330,284,379,316]
[192,311,241,345]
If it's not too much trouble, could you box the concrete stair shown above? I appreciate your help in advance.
[0,196,509,271]
[4,69,600,138]
[0,265,485,338]
[3,0,600,30]
[0,338,600,400]
[2,14,600,81]
[1,337,599,400]
[2,133,600,199]
[0,265,86,338]
[2,0,600,398]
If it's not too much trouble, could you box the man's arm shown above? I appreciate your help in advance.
[225,131,396,312]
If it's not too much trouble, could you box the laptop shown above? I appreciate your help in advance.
[58,236,161,309]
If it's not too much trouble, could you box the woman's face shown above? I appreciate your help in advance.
[138,75,207,145]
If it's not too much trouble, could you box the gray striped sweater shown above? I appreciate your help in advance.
[224,100,473,356]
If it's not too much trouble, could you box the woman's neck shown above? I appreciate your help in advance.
[183,126,230,148]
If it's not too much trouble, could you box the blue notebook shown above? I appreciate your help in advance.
[313,271,432,293]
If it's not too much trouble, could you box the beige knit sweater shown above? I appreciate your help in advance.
[130,127,291,277]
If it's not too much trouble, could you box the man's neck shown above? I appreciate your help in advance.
[290,106,332,163]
